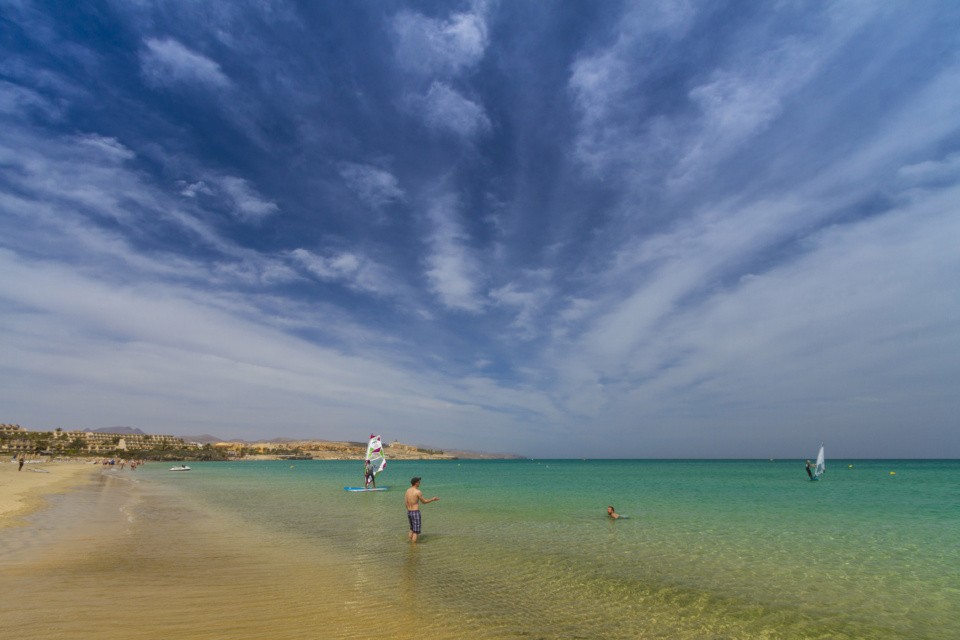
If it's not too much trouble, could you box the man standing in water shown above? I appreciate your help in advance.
[364,459,375,488]
[405,476,439,543]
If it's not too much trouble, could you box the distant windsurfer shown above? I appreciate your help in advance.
[805,460,813,479]
[405,477,439,543]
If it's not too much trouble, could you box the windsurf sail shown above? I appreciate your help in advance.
[364,434,387,483]
[813,444,825,480]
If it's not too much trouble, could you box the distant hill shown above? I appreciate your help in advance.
[71,427,521,458]
[86,426,147,435]
[178,434,224,445]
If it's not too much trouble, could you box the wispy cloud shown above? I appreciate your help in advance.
[391,6,488,77]
[567,1,697,174]
[215,176,280,223]
[339,163,404,209]
[423,193,485,312]
[0,80,65,120]
[489,270,554,340]
[412,81,491,140]
[291,248,397,297]
[391,4,492,142]
[140,38,231,90]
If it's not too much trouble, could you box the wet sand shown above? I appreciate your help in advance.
[0,464,429,640]
[0,459,102,527]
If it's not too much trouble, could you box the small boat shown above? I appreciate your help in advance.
[169,464,191,472]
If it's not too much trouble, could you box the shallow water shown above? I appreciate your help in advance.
[1,460,957,638]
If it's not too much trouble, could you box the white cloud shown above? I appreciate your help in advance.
[668,32,841,186]
[179,180,214,198]
[216,176,279,223]
[176,175,278,224]
[140,38,231,90]
[415,81,491,139]
[0,128,150,227]
[423,193,484,312]
[391,7,488,76]
[291,248,396,297]
[74,133,136,162]
[489,270,554,340]
[339,163,404,208]
[212,257,300,287]
[0,124,290,289]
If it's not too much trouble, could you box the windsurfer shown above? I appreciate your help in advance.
[405,477,439,543]
[364,459,375,488]
[805,460,813,479]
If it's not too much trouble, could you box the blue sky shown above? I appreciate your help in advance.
[1,1,959,457]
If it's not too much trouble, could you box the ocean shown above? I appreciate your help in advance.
[2,459,958,639]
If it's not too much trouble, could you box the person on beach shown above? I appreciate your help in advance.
[607,505,621,519]
[18,453,25,471]
[805,460,813,479]
[405,477,439,543]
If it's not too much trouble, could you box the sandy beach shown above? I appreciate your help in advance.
[0,461,386,640]
[0,459,101,528]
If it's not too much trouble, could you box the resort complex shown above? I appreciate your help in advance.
[0,423,455,460]
[1,423,195,456]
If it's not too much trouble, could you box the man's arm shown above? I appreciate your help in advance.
[419,493,439,504]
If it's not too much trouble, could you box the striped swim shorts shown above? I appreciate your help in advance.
[407,510,421,534]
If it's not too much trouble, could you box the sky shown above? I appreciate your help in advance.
[1,1,959,458]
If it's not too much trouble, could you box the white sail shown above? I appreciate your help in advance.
[365,434,387,476]
[814,444,825,479]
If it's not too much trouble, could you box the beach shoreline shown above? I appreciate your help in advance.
[0,459,102,528]
[0,460,423,640]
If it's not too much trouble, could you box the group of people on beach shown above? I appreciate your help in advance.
[97,458,146,470]
[10,454,146,471]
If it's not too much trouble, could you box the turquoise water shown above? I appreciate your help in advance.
[136,459,960,638]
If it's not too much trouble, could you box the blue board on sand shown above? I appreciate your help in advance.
[344,486,390,492]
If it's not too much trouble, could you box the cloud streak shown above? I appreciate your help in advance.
[140,38,232,90]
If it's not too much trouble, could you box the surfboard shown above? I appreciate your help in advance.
[344,486,390,492]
